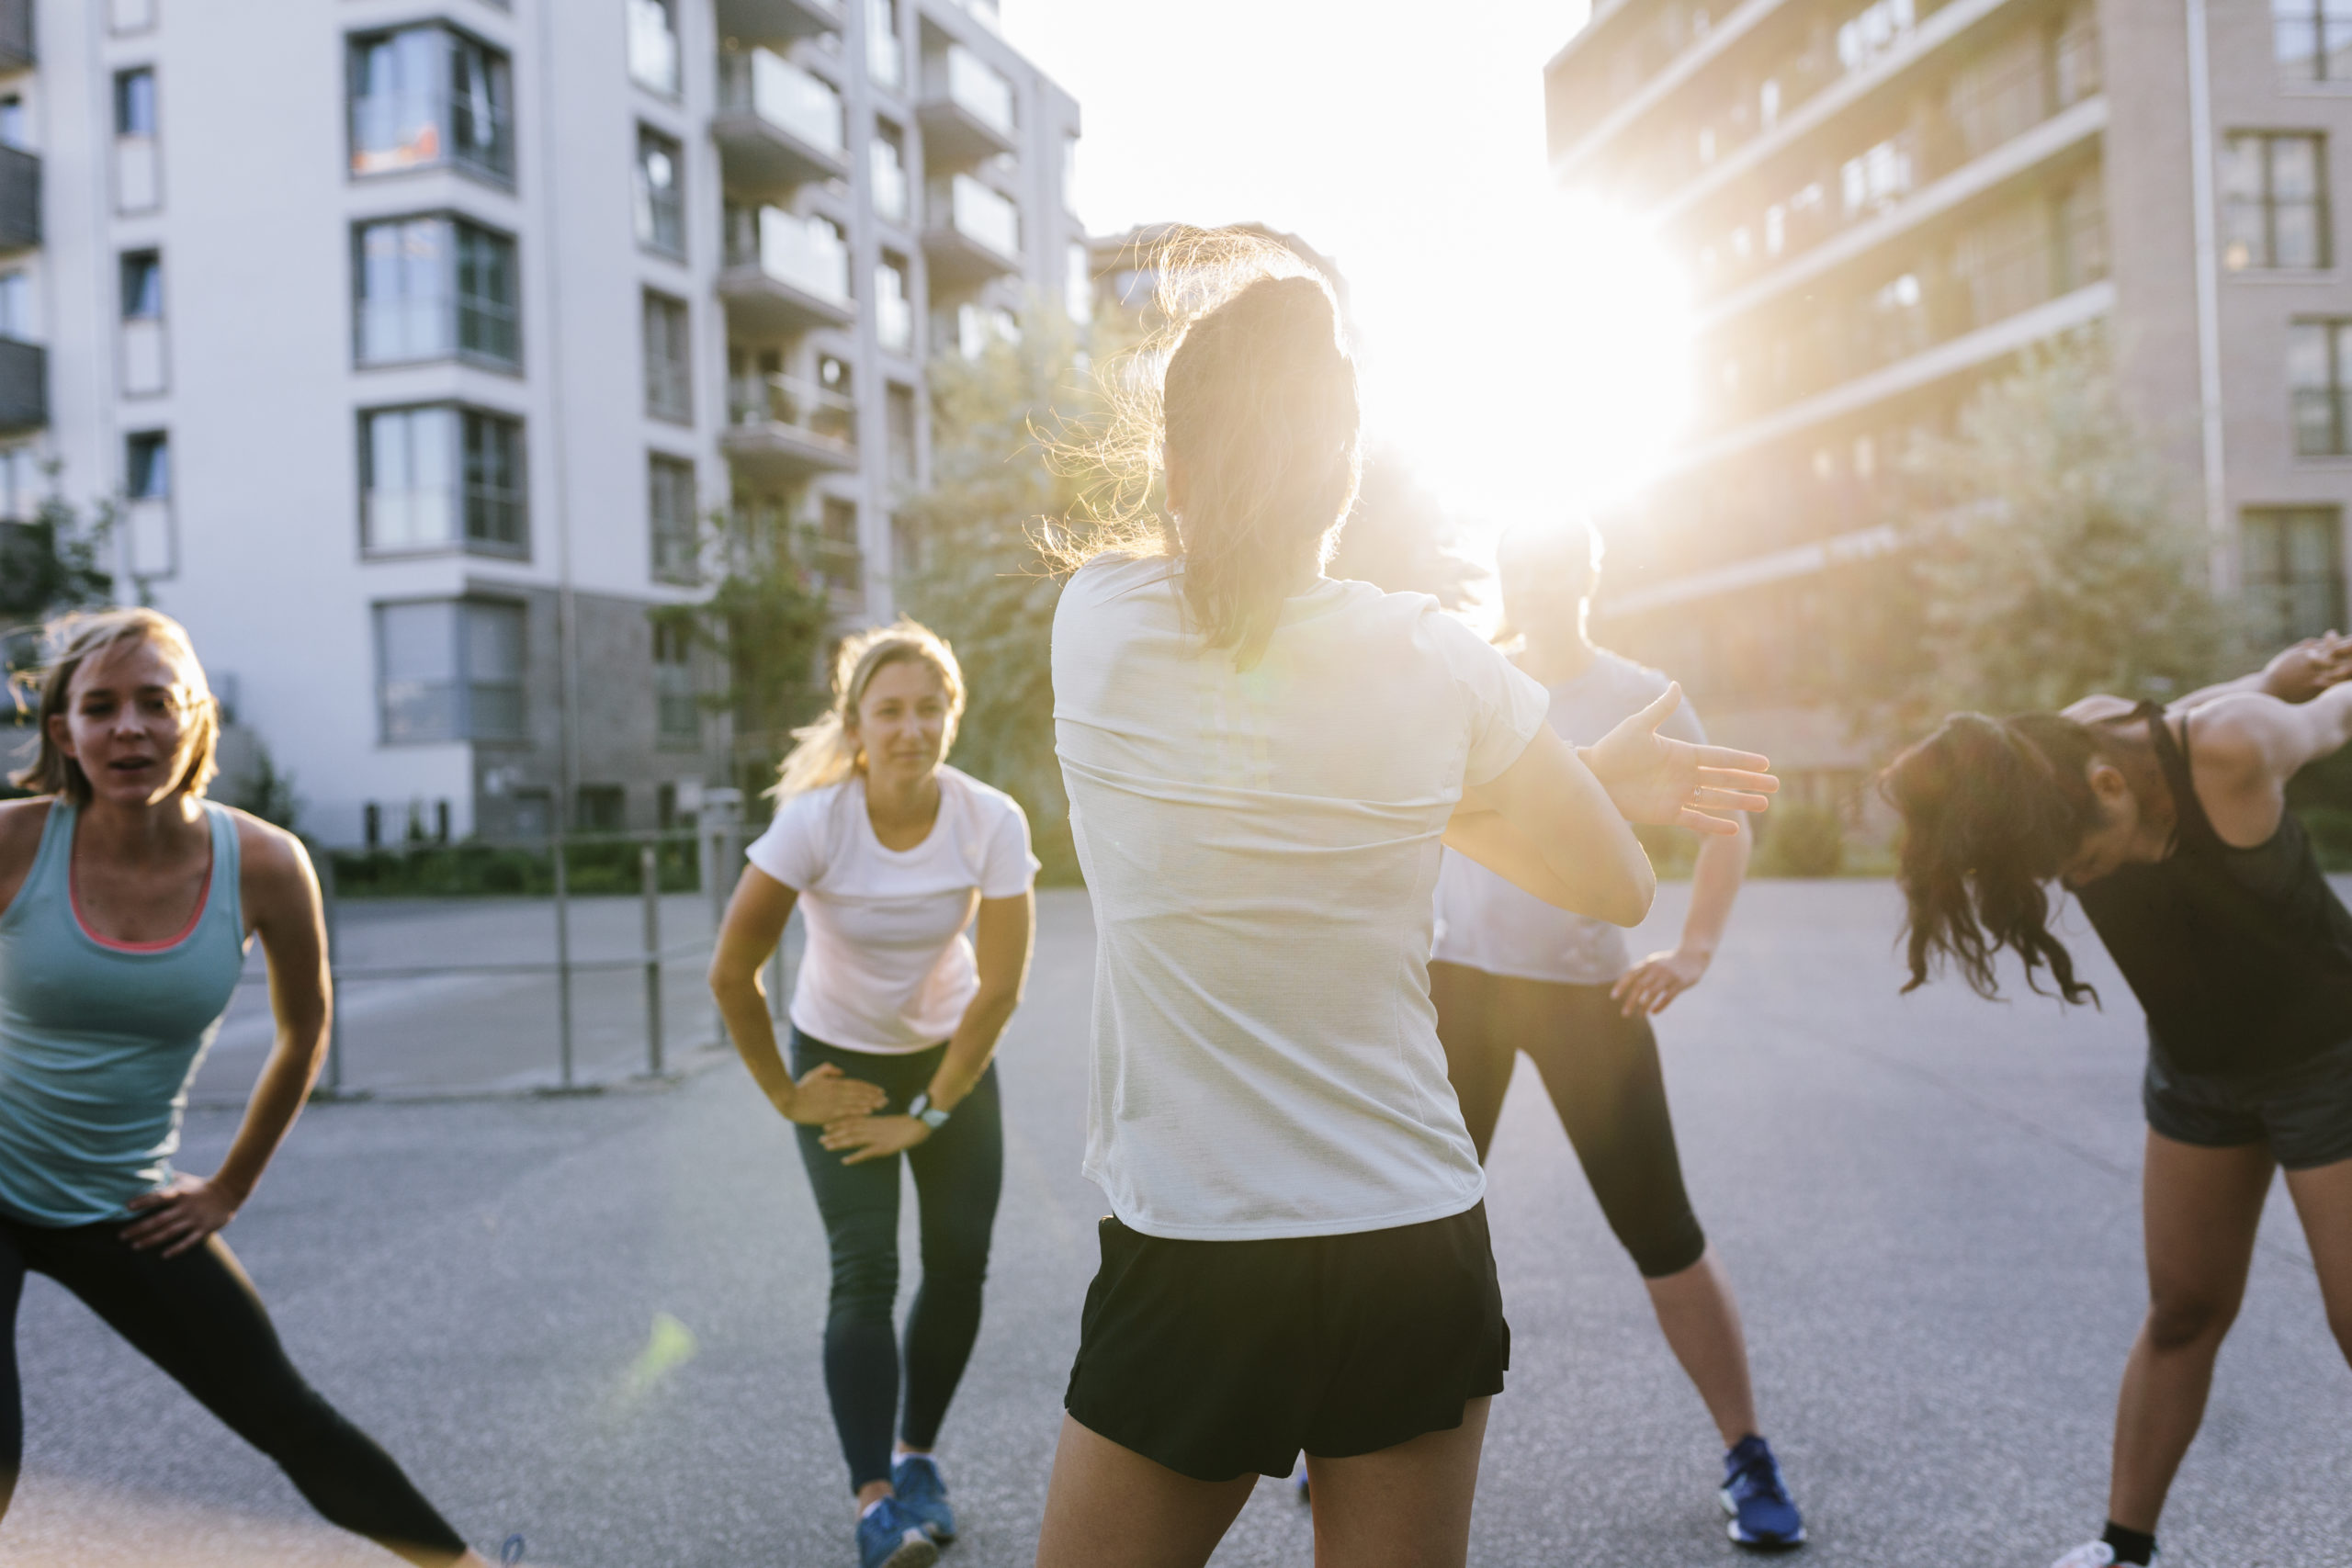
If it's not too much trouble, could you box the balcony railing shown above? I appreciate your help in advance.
[0,144,38,252]
[0,335,44,432]
[917,43,1016,162]
[729,373,856,446]
[715,0,842,45]
[923,174,1020,276]
[0,0,30,72]
[719,48,845,158]
[727,207,851,302]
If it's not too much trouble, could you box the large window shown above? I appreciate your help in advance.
[376,598,526,744]
[649,454,698,583]
[360,405,526,556]
[2243,506,2346,648]
[2276,0,2352,82]
[627,0,681,96]
[652,616,697,746]
[642,290,692,423]
[634,125,684,257]
[349,24,514,182]
[2222,131,2330,271]
[866,0,904,89]
[354,215,519,368]
[2290,318,2352,456]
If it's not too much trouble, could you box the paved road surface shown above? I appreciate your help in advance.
[10,883,2347,1567]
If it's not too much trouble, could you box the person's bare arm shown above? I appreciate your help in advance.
[122,816,325,1256]
[2173,634,2352,712]
[0,797,53,921]
[707,865,886,1125]
[822,891,1034,1166]
[1612,815,1752,1018]
[1444,726,1656,927]
[2162,686,2352,848]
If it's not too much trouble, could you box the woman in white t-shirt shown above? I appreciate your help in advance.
[1034,231,1778,1568]
[708,621,1037,1568]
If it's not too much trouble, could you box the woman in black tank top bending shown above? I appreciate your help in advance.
[1882,638,2352,1568]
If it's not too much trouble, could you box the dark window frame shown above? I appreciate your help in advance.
[351,210,523,371]
[373,594,528,745]
[119,249,164,321]
[648,451,699,586]
[2242,504,2347,648]
[2290,316,2352,456]
[113,67,157,138]
[2222,130,2332,271]
[2275,0,2352,81]
[650,610,698,748]
[641,288,692,424]
[357,400,530,559]
[634,122,686,259]
[345,21,515,187]
[125,429,169,500]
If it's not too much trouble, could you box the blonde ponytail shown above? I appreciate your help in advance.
[768,620,967,802]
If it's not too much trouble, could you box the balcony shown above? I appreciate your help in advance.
[0,144,37,252]
[718,207,854,332]
[716,0,842,44]
[0,336,44,432]
[922,175,1021,283]
[722,373,859,482]
[918,44,1015,164]
[716,49,850,192]
[0,0,29,73]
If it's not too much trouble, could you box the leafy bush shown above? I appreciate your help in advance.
[1754,803,1845,878]
[327,838,701,898]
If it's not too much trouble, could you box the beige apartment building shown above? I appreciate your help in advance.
[1545,0,2352,809]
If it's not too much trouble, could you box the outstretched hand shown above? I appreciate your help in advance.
[2263,632,2352,704]
[1580,684,1777,837]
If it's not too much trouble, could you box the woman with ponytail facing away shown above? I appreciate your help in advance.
[1035,231,1777,1568]
[1882,637,2352,1568]
[708,622,1037,1568]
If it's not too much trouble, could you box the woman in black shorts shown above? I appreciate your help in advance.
[1034,230,1775,1568]
[1883,638,2352,1568]
[1430,522,1803,1550]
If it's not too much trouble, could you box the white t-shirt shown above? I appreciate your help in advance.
[1052,554,1550,1241]
[744,765,1038,1054]
[1432,649,1706,985]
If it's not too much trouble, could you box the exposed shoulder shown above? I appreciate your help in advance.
[2062,693,2139,726]
[222,804,316,890]
[2181,692,2297,780]
[0,795,54,879]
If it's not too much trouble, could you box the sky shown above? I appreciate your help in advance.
[997,0,1693,547]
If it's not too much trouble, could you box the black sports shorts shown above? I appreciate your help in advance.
[2144,1035,2352,1171]
[1062,1201,1509,1483]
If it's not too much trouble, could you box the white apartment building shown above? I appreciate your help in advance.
[0,0,1081,845]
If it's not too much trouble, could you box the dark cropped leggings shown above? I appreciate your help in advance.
[0,1212,469,1564]
[1431,962,1709,1280]
[789,1030,1002,1493]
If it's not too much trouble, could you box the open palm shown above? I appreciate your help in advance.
[1583,684,1778,836]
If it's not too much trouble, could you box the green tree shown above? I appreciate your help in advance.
[664,505,833,805]
[899,308,1099,882]
[1896,333,2224,723]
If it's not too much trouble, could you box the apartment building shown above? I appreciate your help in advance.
[0,0,1080,845]
[1545,0,2352,807]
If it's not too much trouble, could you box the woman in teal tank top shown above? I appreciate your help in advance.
[0,609,490,1566]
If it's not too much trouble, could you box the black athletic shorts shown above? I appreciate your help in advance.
[1062,1201,1509,1483]
[2144,1035,2352,1170]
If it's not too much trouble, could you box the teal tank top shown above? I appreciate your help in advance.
[0,800,245,1225]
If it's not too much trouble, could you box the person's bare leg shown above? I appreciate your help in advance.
[1642,1243,1759,1447]
[2107,1134,2274,1532]
[1303,1398,1489,1568]
[2282,1155,2352,1369]
[1034,1416,1256,1568]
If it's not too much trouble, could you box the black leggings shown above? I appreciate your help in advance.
[0,1213,469,1564]
[788,1030,1002,1493]
[1431,962,1708,1279]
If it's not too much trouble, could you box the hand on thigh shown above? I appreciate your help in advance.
[1035,1415,1256,1568]
[1305,1398,1490,1568]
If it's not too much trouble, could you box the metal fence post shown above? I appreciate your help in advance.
[553,829,574,1090]
[702,789,742,1049]
[640,841,664,1077]
[319,851,346,1097]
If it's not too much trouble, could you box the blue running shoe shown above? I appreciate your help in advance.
[1719,1434,1805,1550]
[891,1453,956,1544]
[856,1497,940,1568]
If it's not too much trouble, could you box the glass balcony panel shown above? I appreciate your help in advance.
[866,0,904,87]
[944,45,1014,137]
[628,0,682,94]
[749,207,851,300]
[876,266,913,352]
[727,48,845,155]
[871,141,910,222]
[934,174,1018,258]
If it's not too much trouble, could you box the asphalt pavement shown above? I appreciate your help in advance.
[8,882,2347,1568]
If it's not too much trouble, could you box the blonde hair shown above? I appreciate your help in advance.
[9,606,220,806]
[1047,227,1362,669]
[768,619,966,801]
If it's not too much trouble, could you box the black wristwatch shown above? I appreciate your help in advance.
[906,1092,951,1132]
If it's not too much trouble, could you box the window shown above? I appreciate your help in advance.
[1065,240,1091,324]
[119,250,166,397]
[577,784,628,831]
[349,25,514,183]
[641,290,691,423]
[0,96,24,151]
[109,0,157,33]
[126,430,168,500]
[871,120,910,223]
[866,0,904,89]
[2222,132,2330,271]
[652,618,697,746]
[376,598,526,744]
[360,405,526,555]
[876,253,912,353]
[354,216,520,368]
[649,454,697,583]
[627,0,681,96]
[0,445,41,521]
[2290,318,2352,455]
[0,272,27,340]
[2277,0,2352,81]
[885,382,916,490]
[125,430,172,578]
[2244,506,2346,647]
[634,125,684,257]
[1063,133,1080,215]
[1837,0,1915,73]
[114,69,160,214]
[818,496,861,592]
